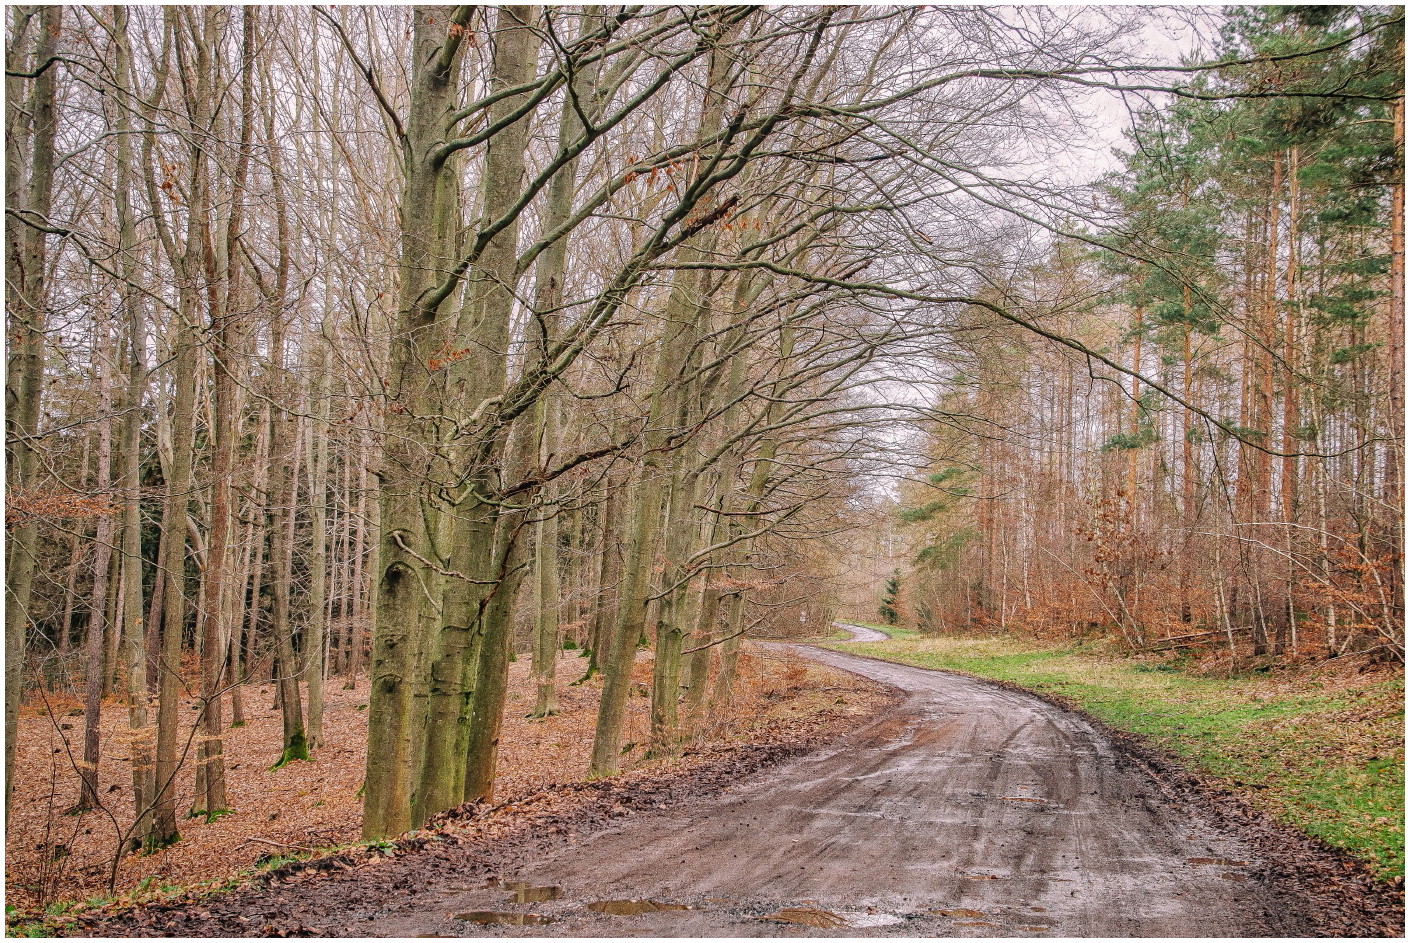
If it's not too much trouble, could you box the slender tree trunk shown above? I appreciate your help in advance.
[526,7,603,719]
[1261,154,1283,652]
[1386,94,1405,632]
[581,480,623,681]
[150,316,198,846]
[462,514,529,802]
[305,350,331,749]
[591,452,667,777]
[76,326,117,812]
[268,405,307,767]
[112,6,154,845]
[709,593,747,714]
[530,501,562,717]
[4,4,61,809]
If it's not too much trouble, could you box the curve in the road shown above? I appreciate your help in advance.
[363,642,1295,938]
[833,621,891,643]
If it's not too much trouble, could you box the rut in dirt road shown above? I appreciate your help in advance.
[354,629,1302,938]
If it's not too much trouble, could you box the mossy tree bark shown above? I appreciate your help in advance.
[413,4,542,823]
[363,4,479,839]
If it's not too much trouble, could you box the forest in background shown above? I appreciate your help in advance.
[892,7,1403,660]
[4,1,1402,882]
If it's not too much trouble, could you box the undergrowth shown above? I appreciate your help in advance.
[830,633,1405,881]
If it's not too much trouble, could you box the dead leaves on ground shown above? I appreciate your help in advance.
[7,646,892,918]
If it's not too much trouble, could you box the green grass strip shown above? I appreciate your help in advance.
[827,634,1404,880]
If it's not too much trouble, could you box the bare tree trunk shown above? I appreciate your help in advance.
[1386,93,1405,632]
[530,503,562,717]
[347,436,371,678]
[4,4,61,809]
[591,448,666,777]
[192,7,256,816]
[76,325,117,812]
[151,316,198,845]
[525,12,602,717]
[580,477,623,682]
[111,6,154,846]
[413,4,542,822]
[363,4,479,838]
[462,513,529,802]
[268,405,307,767]
[305,349,331,749]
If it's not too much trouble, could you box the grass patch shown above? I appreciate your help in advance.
[828,633,1405,881]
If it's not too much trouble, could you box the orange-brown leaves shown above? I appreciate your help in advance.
[5,489,118,529]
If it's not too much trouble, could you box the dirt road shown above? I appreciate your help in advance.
[354,638,1301,938]
[833,621,890,642]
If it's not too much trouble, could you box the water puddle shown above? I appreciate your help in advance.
[455,911,557,926]
[1186,857,1248,867]
[1219,872,1247,882]
[586,899,694,915]
[954,920,998,928]
[930,908,985,918]
[504,882,563,903]
[1016,925,1052,931]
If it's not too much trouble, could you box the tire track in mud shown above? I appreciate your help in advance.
[357,631,1310,938]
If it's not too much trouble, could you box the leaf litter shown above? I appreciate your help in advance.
[25,646,898,936]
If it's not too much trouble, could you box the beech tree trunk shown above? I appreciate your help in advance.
[4,4,61,809]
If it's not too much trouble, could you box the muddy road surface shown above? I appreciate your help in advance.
[356,640,1306,938]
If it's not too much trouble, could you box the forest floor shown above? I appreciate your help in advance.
[830,629,1406,882]
[53,635,1403,938]
[6,641,895,929]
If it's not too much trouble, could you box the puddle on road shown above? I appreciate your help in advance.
[475,877,565,903]
[929,908,985,918]
[586,899,694,915]
[455,911,557,926]
[1186,857,1248,867]
[504,882,563,903]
